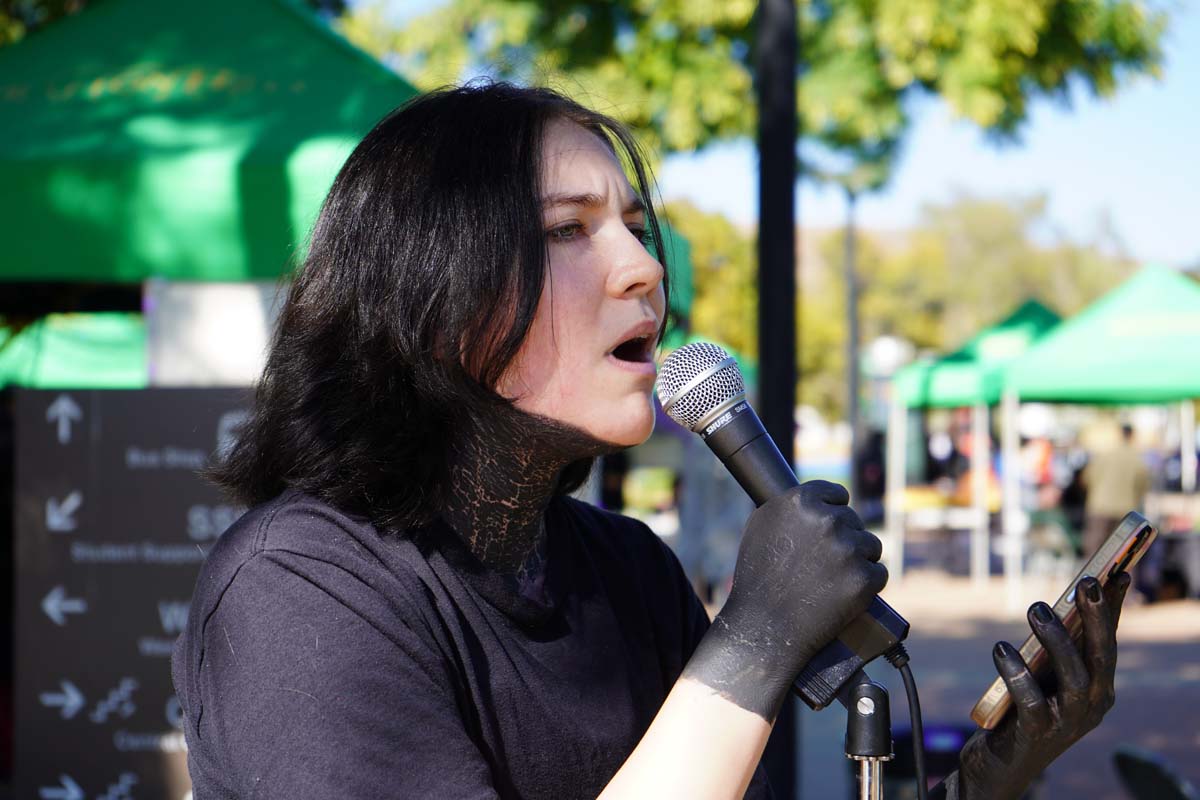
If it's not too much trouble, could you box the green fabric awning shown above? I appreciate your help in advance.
[894,299,1061,408]
[0,313,147,388]
[1004,266,1200,404]
[0,0,418,282]
[657,223,693,323]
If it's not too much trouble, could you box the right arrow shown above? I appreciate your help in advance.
[38,680,85,719]
[38,775,83,800]
[45,394,82,445]
[42,586,88,627]
[45,491,82,532]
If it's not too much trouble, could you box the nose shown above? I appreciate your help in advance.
[606,227,666,301]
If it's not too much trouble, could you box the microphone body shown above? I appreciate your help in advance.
[661,345,909,710]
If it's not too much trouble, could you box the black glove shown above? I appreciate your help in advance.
[683,481,888,721]
[933,572,1130,800]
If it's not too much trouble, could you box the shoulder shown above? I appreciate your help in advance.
[172,500,478,796]
[174,492,445,715]
[180,491,437,672]
[198,489,404,581]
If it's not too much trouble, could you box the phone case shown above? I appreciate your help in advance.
[969,511,1157,729]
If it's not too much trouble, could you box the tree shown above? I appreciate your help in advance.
[343,0,1167,166]
[805,191,1138,420]
[664,200,757,361]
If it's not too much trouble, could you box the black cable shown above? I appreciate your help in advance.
[885,643,929,800]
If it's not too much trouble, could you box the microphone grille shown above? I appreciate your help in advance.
[656,342,746,431]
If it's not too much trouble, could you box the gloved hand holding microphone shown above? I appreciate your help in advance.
[659,342,1128,800]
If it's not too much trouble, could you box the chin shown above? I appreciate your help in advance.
[593,397,656,448]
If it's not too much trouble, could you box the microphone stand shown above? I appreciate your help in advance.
[840,671,893,800]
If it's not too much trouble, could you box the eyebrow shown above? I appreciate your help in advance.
[541,192,645,216]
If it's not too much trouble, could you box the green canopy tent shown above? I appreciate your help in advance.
[994,266,1200,609]
[0,313,146,388]
[659,222,694,336]
[894,300,1062,409]
[1005,266,1200,404]
[885,300,1062,583]
[0,0,419,283]
[0,0,697,383]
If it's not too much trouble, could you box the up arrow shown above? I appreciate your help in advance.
[39,775,84,800]
[45,394,82,445]
[39,680,85,719]
[42,585,88,626]
[45,491,82,532]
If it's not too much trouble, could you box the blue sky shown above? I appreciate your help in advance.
[378,0,1199,266]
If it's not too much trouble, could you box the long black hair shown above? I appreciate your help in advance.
[210,82,670,533]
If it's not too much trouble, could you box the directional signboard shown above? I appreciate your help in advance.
[14,389,248,800]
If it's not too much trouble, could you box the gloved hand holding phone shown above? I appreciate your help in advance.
[932,573,1130,800]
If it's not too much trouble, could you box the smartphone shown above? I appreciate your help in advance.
[969,511,1158,729]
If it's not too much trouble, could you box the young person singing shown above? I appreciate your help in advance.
[173,82,1127,799]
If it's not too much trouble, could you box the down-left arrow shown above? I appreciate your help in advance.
[45,491,82,532]
[42,586,87,626]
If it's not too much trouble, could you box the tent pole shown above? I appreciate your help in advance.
[1002,389,1023,614]
[886,389,907,580]
[971,402,990,585]
[1183,400,1197,494]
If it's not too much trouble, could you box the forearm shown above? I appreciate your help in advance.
[598,677,772,800]
[599,481,888,799]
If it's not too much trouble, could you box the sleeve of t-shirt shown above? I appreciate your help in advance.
[193,549,499,800]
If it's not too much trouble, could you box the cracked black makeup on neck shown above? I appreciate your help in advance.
[442,403,612,590]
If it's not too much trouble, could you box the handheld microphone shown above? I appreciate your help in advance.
[657,342,909,710]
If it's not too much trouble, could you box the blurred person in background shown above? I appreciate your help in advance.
[675,436,754,606]
[1082,423,1149,556]
[172,82,1130,800]
[852,428,887,525]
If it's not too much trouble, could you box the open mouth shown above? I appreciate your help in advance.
[610,334,654,363]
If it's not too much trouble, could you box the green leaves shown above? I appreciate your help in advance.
[357,0,1165,192]
[665,200,758,360]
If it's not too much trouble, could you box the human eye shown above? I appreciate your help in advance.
[627,224,649,245]
[547,222,584,242]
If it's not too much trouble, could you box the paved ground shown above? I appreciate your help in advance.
[797,569,1200,799]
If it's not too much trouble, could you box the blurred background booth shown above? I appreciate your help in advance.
[884,300,1061,582]
[997,265,1200,608]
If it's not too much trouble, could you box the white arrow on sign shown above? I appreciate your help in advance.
[45,394,82,445]
[45,491,82,532]
[42,585,87,626]
[39,774,83,800]
[39,680,85,719]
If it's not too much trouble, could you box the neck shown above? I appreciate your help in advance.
[443,405,609,576]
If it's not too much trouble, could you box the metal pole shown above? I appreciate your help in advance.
[885,390,907,580]
[1182,400,1196,493]
[845,189,860,501]
[756,0,798,794]
[857,760,884,800]
[1002,389,1023,613]
[971,402,990,585]
[845,678,892,800]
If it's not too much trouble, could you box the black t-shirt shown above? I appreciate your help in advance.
[172,491,773,798]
